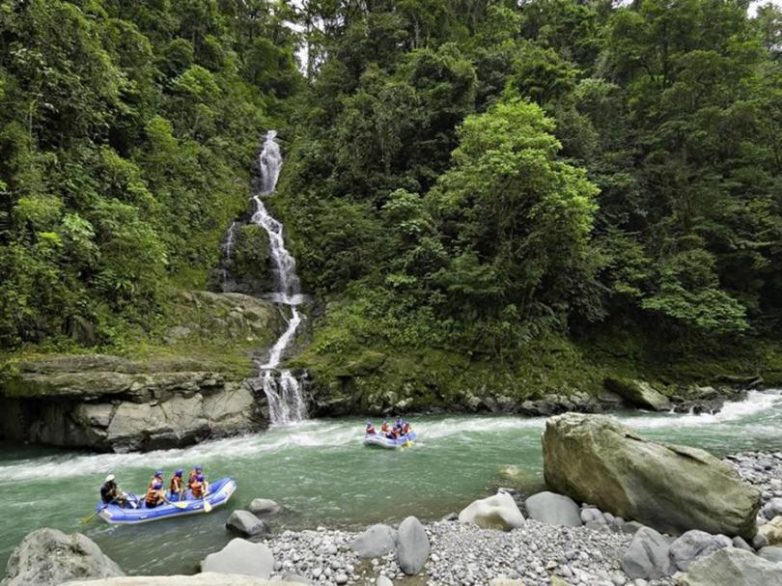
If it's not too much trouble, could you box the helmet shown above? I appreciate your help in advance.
[366,421,372,427]
[152,480,163,490]
[154,470,163,477]
[196,474,204,481]
[174,469,183,477]
[195,465,203,472]
[105,474,115,482]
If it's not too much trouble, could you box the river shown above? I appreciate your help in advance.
[1,389,781,575]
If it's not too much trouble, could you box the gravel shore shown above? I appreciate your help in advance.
[259,451,782,586]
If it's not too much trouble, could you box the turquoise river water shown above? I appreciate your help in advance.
[1,389,781,575]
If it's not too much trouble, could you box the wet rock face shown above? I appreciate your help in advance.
[1,528,124,586]
[543,413,761,539]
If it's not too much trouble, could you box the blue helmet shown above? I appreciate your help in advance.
[174,469,183,477]
[152,480,163,490]
[154,470,163,477]
[196,474,204,481]
[195,465,203,472]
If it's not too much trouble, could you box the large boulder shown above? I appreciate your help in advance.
[543,414,760,538]
[226,510,268,537]
[621,527,673,580]
[396,516,429,575]
[458,492,525,530]
[758,546,782,563]
[200,539,273,578]
[604,378,671,411]
[351,524,397,558]
[675,548,782,586]
[1,528,124,586]
[524,492,581,527]
[669,530,732,571]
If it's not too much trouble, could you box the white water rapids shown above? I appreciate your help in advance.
[252,131,307,424]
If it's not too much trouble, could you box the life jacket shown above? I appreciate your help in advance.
[169,476,182,493]
[381,423,389,433]
[188,470,198,485]
[366,425,376,435]
[190,479,204,498]
[402,423,410,435]
[145,485,161,506]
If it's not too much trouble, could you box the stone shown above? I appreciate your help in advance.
[757,546,782,563]
[201,538,274,578]
[350,524,397,558]
[623,521,644,535]
[604,378,671,411]
[62,575,303,585]
[226,510,268,537]
[524,492,582,526]
[248,498,283,516]
[543,414,761,538]
[458,492,526,530]
[762,498,782,520]
[621,527,673,580]
[396,516,429,575]
[753,534,770,549]
[675,548,782,585]
[731,536,754,552]
[375,577,394,586]
[758,516,782,545]
[489,580,527,586]
[669,530,732,571]
[1,528,124,586]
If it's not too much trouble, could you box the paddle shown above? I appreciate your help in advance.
[163,495,189,509]
[202,486,212,513]
[80,505,106,525]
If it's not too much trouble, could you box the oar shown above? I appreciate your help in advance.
[80,505,106,524]
[202,489,212,513]
[163,495,189,509]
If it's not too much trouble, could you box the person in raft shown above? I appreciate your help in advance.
[365,421,376,435]
[100,474,131,508]
[190,473,208,498]
[380,420,390,435]
[145,470,166,508]
[188,465,203,486]
[169,469,185,501]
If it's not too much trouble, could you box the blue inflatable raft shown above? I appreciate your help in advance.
[364,431,417,449]
[97,477,237,524]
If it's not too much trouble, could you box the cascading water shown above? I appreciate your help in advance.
[217,221,239,290]
[252,131,307,424]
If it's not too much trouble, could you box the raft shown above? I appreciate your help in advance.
[363,431,417,449]
[96,477,237,525]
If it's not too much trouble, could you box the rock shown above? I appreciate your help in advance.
[675,548,782,585]
[248,498,282,516]
[489,580,527,586]
[1,528,124,586]
[351,524,397,558]
[731,536,754,552]
[226,510,268,537]
[201,538,273,578]
[669,530,732,571]
[621,527,673,580]
[762,498,782,520]
[604,378,671,411]
[543,414,761,538]
[753,533,770,549]
[458,492,526,530]
[623,521,645,535]
[396,516,429,575]
[524,491,582,526]
[281,574,313,584]
[758,516,782,545]
[375,577,394,586]
[62,575,303,585]
[757,546,782,563]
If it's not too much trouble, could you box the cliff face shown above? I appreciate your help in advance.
[0,291,285,452]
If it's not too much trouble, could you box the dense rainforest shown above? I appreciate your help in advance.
[2,0,782,402]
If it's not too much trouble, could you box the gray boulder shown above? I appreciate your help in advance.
[543,413,761,538]
[396,516,429,575]
[201,538,273,578]
[248,498,282,516]
[604,378,671,411]
[458,492,525,530]
[669,530,732,571]
[762,498,782,521]
[1,528,124,586]
[351,524,397,558]
[758,546,782,563]
[621,527,673,579]
[226,510,268,537]
[675,548,782,585]
[524,491,581,526]
[731,536,754,552]
[376,577,394,586]
[63,576,303,586]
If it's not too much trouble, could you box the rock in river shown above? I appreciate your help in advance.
[226,510,268,537]
[675,548,782,586]
[1,528,124,586]
[201,538,274,578]
[543,413,761,538]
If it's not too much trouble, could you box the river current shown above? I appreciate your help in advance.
[1,390,781,575]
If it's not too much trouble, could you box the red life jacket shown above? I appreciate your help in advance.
[169,477,182,493]
[145,485,161,506]
[190,479,204,498]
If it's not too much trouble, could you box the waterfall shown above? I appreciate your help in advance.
[217,221,239,291]
[252,131,307,424]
